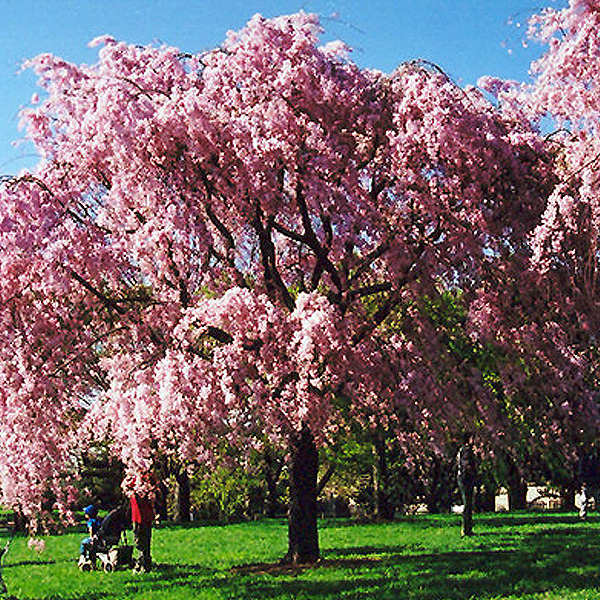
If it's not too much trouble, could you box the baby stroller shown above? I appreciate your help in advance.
[79,506,133,572]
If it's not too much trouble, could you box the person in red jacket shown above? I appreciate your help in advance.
[129,474,156,572]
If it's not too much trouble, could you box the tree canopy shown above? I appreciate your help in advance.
[1,2,599,531]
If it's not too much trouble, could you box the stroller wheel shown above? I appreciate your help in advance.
[103,562,114,573]
[78,555,93,572]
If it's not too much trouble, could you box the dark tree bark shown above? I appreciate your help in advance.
[373,433,395,520]
[175,468,191,523]
[506,459,527,511]
[559,483,577,511]
[11,511,27,533]
[507,480,527,511]
[475,484,497,513]
[425,455,455,514]
[264,448,284,518]
[285,423,319,564]
[457,443,476,537]
[317,464,335,497]
[156,478,169,522]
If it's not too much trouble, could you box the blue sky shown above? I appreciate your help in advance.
[0,0,559,174]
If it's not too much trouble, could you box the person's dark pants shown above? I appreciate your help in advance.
[133,522,152,571]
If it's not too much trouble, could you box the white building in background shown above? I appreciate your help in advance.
[494,486,580,512]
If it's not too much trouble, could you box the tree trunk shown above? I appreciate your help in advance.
[285,423,319,564]
[175,468,191,523]
[475,484,497,513]
[506,460,527,511]
[425,455,454,514]
[12,511,27,532]
[264,448,284,518]
[373,433,394,520]
[156,479,169,522]
[560,483,577,511]
[508,480,527,511]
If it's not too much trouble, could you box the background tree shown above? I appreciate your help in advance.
[473,0,600,495]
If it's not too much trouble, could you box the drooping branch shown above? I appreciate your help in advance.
[563,149,600,185]
[196,167,247,287]
[51,325,129,377]
[118,76,171,100]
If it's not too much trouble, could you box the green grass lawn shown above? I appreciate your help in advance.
[2,512,600,599]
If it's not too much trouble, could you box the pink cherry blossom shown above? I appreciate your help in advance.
[0,8,563,517]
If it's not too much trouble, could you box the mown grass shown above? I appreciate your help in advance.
[2,512,600,599]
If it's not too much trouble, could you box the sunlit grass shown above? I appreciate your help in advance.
[3,512,600,599]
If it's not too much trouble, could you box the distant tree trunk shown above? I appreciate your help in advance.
[156,478,169,522]
[264,448,284,518]
[425,455,454,514]
[457,441,476,537]
[373,433,394,520]
[285,423,319,564]
[559,483,577,511]
[175,468,191,523]
[505,458,527,511]
[475,484,497,513]
[508,480,527,511]
[12,511,27,532]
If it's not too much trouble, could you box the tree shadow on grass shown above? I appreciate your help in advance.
[328,540,436,557]
[19,521,600,600]
[479,512,582,529]
[129,562,217,584]
[36,595,110,600]
[13,564,219,600]
[5,559,57,567]
[220,526,600,599]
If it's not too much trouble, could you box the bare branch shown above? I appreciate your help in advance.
[271,219,307,244]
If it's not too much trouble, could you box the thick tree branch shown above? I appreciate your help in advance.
[317,464,335,497]
[205,202,235,251]
[294,178,344,299]
[349,242,390,284]
[349,282,393,300]
[196,167,247,288]
[271,219,308,244]
[253,205,296,311]
[69,269,127,314]
[351,288,405,345]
